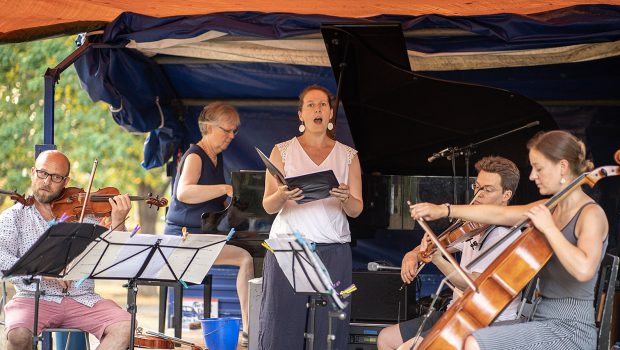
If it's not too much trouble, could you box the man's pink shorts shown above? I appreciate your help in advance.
[4,297,131,340]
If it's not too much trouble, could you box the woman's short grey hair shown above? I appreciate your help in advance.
[198,102,240,135]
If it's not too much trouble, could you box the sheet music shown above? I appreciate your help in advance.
[255,147,287,185]
[256,146,339,203]
[266,235,327,293]
[64,231,227,284]
[157,234,227,283]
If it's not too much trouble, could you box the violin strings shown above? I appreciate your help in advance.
[76,194,146,201]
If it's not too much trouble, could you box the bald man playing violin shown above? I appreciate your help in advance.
[378,156,522,350]
[0,150,132,350]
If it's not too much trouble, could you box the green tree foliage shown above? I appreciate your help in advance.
[0,37,169,232]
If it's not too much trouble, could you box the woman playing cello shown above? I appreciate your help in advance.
[378,156,522,350]
[410,130,609,350]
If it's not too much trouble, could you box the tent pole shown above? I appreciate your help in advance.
[37,42,93,157]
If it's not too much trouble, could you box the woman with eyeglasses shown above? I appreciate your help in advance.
[409,130,609,350]
[164,102,252,347]
[258,85,363,350]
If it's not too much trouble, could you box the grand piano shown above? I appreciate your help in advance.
[226,22,556,246]
[216,25,558,338]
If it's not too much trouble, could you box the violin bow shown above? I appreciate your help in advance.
[78,159,99,223]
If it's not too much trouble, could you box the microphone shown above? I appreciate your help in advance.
[427,148,452,163]
[524,120,540,128]
[367,262,401,271]
[615,149,620,165]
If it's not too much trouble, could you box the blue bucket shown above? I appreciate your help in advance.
[200,317,241,350]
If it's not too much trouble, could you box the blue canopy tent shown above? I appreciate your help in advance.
[14,3,620,345]
[70,5,620,175]
[66,5,620,261]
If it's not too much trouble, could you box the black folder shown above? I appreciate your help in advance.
[256,147,340,204]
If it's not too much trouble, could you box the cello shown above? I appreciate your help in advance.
[417,164,619,349]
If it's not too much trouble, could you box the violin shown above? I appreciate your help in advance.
[414,191,487,263]
[418,220,490,263]
[0,189,34,206]
[50,186,168,222]
[135,327,204,349]
[135,334,175,349]
[418,164,620,350]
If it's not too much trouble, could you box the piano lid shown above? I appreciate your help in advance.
[321,23,557,176]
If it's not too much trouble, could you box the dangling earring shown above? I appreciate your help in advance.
[560,177,566,184]
[327,122,334,131]
[298,122,305,133]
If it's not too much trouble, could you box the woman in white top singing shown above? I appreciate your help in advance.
[259,85,363,350]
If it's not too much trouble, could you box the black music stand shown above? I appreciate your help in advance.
[266,232,349,350]
[64,229,232,350]
[1,222,108,350]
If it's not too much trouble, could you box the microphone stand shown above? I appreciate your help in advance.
[464,147,471,203]
[428,121,540,203]
[451,148,458,206]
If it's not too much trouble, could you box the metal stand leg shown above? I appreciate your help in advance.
[158,285,167,333]
[173,284,182,339]
[31,278,43,350]
[304,296,316,350]
[203,275,212,318]
[326,310,346,350]
[125,279,139,350]
[411,278,452,348]
[304,296,327,350]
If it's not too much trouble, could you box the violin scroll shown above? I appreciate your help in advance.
[0,189,34,207]
[144,193,168,209]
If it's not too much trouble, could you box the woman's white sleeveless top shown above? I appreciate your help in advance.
[269,137,357,243]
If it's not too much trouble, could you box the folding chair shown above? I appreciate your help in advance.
[42,329,90,350]
[594,253,619,350]
[516,276,540,321]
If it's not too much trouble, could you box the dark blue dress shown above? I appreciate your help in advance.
[164,144,226,235]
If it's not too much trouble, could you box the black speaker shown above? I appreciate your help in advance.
[350,271,417,322]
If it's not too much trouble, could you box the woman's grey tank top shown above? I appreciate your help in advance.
[538,202,608,300]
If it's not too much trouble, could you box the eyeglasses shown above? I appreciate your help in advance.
[35,169,68,183]
[217,125,239,136]
[471,183,498,194]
